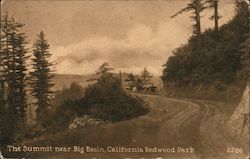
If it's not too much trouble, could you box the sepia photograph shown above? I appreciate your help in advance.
[0,0,249,159]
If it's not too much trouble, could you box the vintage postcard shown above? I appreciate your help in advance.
[0,0,249,159]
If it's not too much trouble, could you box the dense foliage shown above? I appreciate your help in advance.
[125,68,153,93]
[162,1,249,87]
[48,64,148,129]
[0,14,29,142]
[238,34,250,82]
[52,82,84,107]
[84,73,147,121]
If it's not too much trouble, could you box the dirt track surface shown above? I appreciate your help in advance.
[26,95,248,159]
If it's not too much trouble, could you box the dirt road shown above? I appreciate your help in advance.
[26,94,248,159]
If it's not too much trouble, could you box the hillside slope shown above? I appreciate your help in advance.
[162,1,249,93]
[224,83,249,149]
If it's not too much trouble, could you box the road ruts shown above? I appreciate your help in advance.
[26,94,248,159]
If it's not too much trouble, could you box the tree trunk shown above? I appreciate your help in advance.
[195,0,202,48]
[214,0,219,39]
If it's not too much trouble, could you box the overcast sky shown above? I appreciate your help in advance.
[2,0,236,75]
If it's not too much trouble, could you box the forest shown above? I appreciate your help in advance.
[0,14,56,144]
[162,0,249,88]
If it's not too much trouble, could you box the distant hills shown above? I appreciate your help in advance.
[53,73,162,91]
[53,74,96,91]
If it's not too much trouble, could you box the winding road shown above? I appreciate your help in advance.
[27,94,248,159]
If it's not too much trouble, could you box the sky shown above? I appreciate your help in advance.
[2,0,236,76]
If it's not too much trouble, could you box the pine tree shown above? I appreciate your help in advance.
[0,14,11,143]
[14,31,29,127]
[171,0,205,47]
[141,68,152,86]
[30,31,55,127]
[95,62,114,76]
[0,14,12,107]
[205,0,221,39]
[234,0,249,37]
[0,14,29,142]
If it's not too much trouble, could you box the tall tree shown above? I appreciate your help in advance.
[30,31,55,127]
[171,0,205,47]
[205,0,221,39]
[234,0,249,37]
[0,14,29,142]
[0,14,11,143]
[11,25,29,127]
[141,68,152,86]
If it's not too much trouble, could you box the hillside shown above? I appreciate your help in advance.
[162,1,249,90]
[224,83,249,150]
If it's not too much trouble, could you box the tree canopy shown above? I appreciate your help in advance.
[162,1,249,87]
